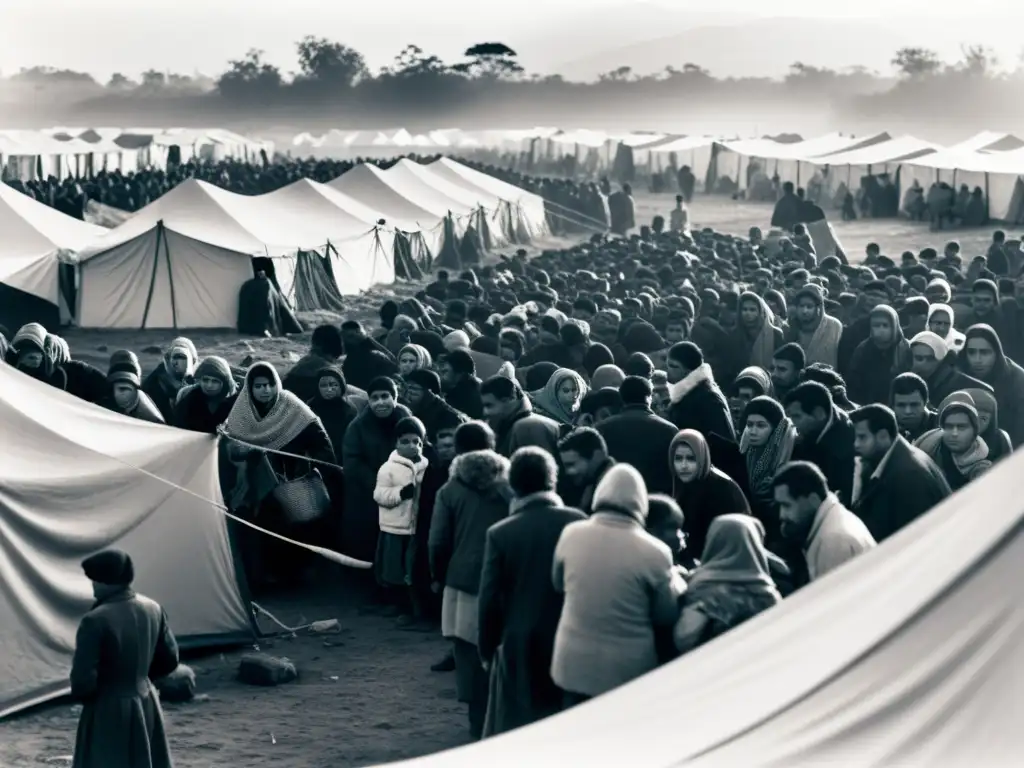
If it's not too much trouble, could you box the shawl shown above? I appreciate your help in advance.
[741,415,797,501]
[686,515,780,596]
[669,429,711,487]
[927,303,966,351]
[802,312,843,368]
[224,363,319,452]
[739,292,778,370]
[397,343,433,372]
[529,368,588,425]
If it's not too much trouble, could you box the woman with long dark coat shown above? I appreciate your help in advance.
[71,549,179,768]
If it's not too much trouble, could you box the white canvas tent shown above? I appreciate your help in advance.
[0,364,254,719]
[945,131,1024,154]
[261,179,396,295]
[329,163,450,255]
[379,446,1024,768]
[0,183,104,329]
[808,135,941,199]
[904,149,1024,224]
[427,158,550,241]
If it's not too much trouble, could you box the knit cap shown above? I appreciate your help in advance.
[405,368,441,395]
[443,330,471,352]
[592,464,649,523]
[939,400,979,434]
[167,336,198,366]
[367,376,398,399]
[108,349,142,387]
[395,416,427,441]
[12,323,47,354]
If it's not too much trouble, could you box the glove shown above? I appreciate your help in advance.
[399,483,415,500]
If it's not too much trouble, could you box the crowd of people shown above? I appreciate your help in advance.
[10,160,1024,766]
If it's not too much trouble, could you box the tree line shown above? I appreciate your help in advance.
[2,38,1023,127]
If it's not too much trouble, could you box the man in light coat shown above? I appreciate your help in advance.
[772,460,876,583]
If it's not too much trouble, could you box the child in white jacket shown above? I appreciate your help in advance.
[373,416,430,621]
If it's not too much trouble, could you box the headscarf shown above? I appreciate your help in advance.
[397,343,433,371]
[740,396,797,502]
[668,429,711,491]
[223,362,318,451]
[869,304,910,374]
[529,367,588,425]
[734,366,773,397]
[926,303,965,351]
[686,515,780,595]
[738,291,778,370]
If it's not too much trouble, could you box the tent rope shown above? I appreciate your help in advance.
[97,443,371,570]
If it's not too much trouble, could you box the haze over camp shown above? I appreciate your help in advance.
[1,2,1023,767]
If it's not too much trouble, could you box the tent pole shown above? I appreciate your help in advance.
[164,223,178,329]
[140,220,165,329]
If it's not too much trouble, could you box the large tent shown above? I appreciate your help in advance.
[380,446,1024,768]
[905,149,1024,224]
[426,158,550,243]
[329,162,450,252]
[0,364,254,719]
[74,179,394,329]
[0,183,104,331]
[806,135,942,199]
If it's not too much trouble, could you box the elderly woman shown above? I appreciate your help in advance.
[70,549,179,768]
[673,515,782,655]
[222,362,336,589]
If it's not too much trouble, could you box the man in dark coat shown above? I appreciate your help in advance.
[770,181,801,231]
[71,549,179,768]
[441,349,484,420]
[785,381,856,504]
[849,404,951,541]
[665,341,736,442]
[596,376,679,495]
[341,320,398,392]
[477,447,586,736]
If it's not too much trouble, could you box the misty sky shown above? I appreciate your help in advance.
[1,0,1018,80]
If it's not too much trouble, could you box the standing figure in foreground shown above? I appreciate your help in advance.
[71,549,180,768]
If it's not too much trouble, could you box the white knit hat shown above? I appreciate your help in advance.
[910,330,948,361]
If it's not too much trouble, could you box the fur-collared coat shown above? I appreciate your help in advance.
[428,449,513,594]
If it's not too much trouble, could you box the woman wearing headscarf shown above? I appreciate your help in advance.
[914,397,992,491]
[141,337,197,423]
[739,396,797,547]
[551,464,684,706]
[529,368,588,426]
[927,303,965,352]
[720,291,783,387]
[785,284,842,370]
[70,549,179,768]
[342,377,414,567]
[397,343,433,378]
[6,322,67,390]
[668,429,751,564]
[963,388,1013,463]
[957,323,1024,447]
[846,305,912,406]
[764,289,789,331]
[174,356,239,434]
[222,362,336,588]
[672,515,781,655]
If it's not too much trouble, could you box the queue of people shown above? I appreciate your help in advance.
[11,167,1024,766]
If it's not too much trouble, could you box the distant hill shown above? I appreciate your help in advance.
[551,16,1022,81]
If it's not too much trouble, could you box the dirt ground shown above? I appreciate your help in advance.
[0,193,1000,768]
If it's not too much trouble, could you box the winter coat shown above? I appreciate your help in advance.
[428,449,512,594]
[141,363,193,424]
[101,389,166,424]
[597,405,679,495]
[791,405,856,504]
[373,450,429,535]
[341,405,413,562]
[804,494,876,581]
[70,589,179,768]
[851,435,951,543]
[846,338,912,406]
[477,492,586,734]
[666,363,737,442]
[174,387,238,434]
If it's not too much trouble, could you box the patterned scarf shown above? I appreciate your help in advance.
[741,416,797,502]
[223,363,318,452]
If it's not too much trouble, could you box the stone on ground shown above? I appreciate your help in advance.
[237,653,298,687]
[155,663,197,702]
